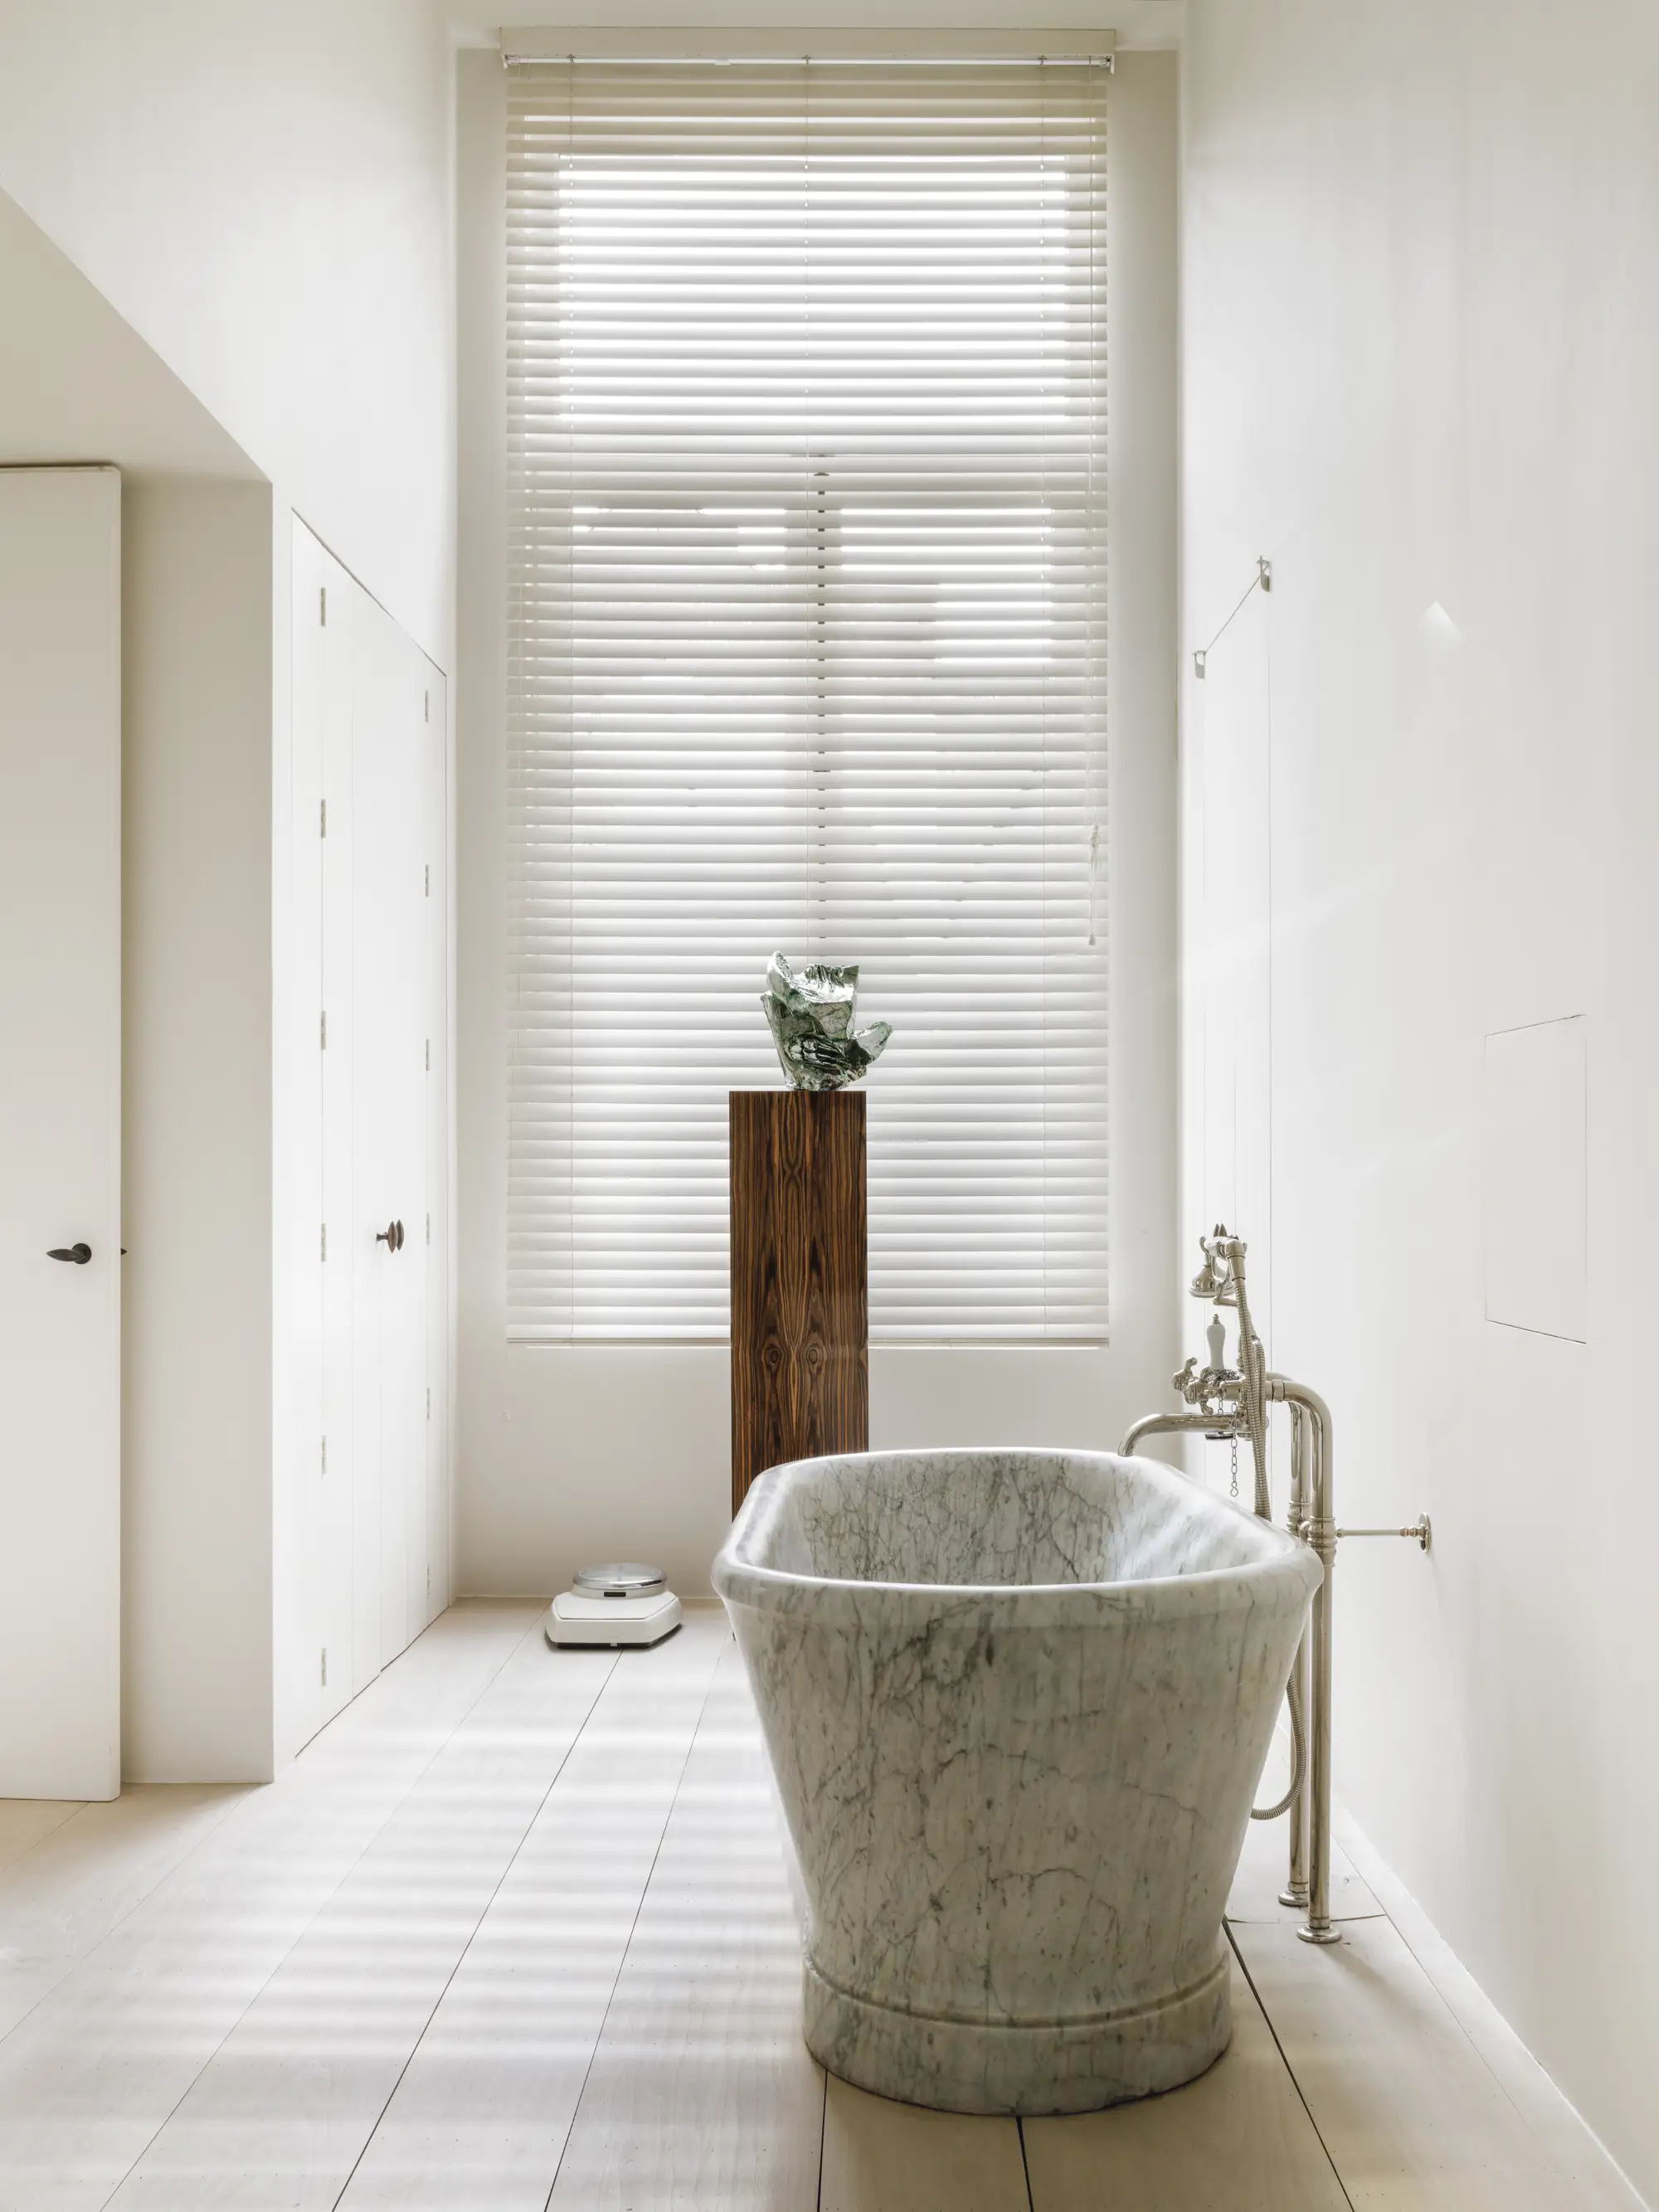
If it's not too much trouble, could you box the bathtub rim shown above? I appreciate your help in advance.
[713,1445,1323,1621]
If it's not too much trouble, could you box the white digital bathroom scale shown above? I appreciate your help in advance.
[544,1563,682,1649]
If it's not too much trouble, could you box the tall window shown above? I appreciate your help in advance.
[506,57,1108,1343]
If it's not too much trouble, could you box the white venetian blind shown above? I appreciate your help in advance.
[506,56,1108,1343]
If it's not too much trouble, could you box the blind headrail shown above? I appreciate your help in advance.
[501,26,1117,66]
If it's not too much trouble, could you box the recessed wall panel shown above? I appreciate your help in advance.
[1483,1016,1586,1343]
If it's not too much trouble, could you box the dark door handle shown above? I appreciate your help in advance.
[48,1243,92,1265]
[376,1220,405,1252]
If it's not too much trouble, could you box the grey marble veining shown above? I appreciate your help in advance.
[713,1448,1321,2115]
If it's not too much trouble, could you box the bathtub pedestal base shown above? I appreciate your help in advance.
[802,1948,1232,2117]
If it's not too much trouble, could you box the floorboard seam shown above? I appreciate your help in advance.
[541,1646,732,2212]
[90,1610,552,2212]
[0,1800,91,1879]
[0,1796,253,2052]
[814,2069,828,2212]
[1225,1923,1358,2212]
[0,1787,252,2066]
[328,1644,625,2210]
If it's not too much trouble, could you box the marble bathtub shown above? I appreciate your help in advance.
[713,1448,1321,2115]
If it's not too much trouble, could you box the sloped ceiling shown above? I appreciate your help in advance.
[0,185,257,479]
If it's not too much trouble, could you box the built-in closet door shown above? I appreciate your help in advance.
[423,666,451,1625]
[351,596,431,1671]
[292,527,355,1729]
[291,521,449,1737]
[0,467,122,1800]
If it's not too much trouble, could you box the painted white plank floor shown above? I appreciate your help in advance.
[0,1784,251,2045]
[0,1801,83,1874]
[821,2076,1028,2212]
[106,1626,621,2207]
[337,1607,730,2208]
[545,1641,826,2212]
[1332,1810,1645,2212]
[1023,1953,1348,2212]
[0,1601,538,2212]
[0,1600,1629,2212]
[1231,1918,1613,2212]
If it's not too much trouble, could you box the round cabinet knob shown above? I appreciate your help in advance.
[376,1221,407,1252]
[47,1243,92,1265]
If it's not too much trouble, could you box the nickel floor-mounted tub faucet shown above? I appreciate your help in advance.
[1122,1227,1427,1946]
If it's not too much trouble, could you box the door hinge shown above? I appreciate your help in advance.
[424,863,430,897]
[426,1386,431,1422]
[424,689,430,723]
[320,1009,328,1050]
[319,586,327,627]
[321,1646,328,1686]
[426,1212,431,1246]
[320,798,327,839]
[321,1222,328,1262]
[321,1434,328,1473]
[425,1038,431,1072]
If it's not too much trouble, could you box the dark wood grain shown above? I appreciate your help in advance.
[729,1089,868,1515]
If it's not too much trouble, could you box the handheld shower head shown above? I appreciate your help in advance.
[1189,1228,1229,1300]
[1190,1224,1244,1301]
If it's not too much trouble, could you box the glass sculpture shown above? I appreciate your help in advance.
[761,953,893,1091]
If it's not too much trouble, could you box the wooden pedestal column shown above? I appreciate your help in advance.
[729,1088,868,1515]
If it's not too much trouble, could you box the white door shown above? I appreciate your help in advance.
[317,557,359,1711]
[294,527,445,1721]
[0,467,122,1801]
[351,595,430,1672]
[423,666,450,1626]
[292,526,358,1733]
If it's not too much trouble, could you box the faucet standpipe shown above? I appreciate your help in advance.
[1121,1226,1429,1949]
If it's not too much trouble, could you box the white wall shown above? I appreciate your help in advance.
[455,46,1180,1597]
[0,183,285,1782]
[122,476,277,1781]
[0,0,456,663]
[0,2,459,1777]
[1182,0,1659,2195]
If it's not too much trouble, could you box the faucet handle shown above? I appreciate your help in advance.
[1172,1355,1199,1401]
